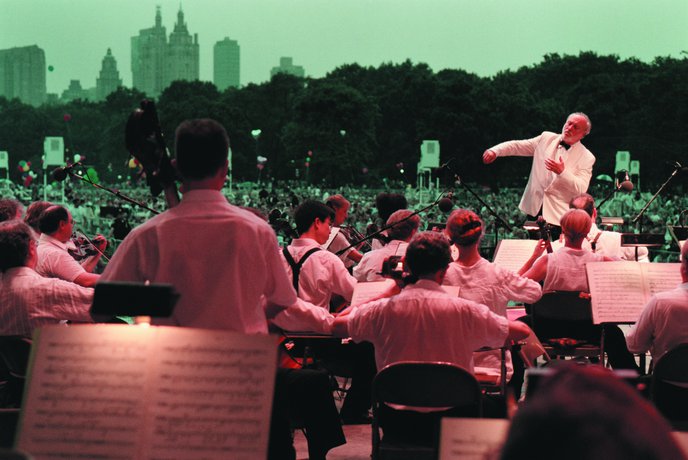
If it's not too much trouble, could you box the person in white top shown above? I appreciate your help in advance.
[569,193,649,262]
[36,205,107,287]
[521,209,638,371]
[280,200,357,309]
[353,209,420,282]
[482,112,595,228]
[324,194,363,268]
[0,220,93,337]
[444,208,542,385]
[334,232,530,443]
[101,119,343,459]
[626,243,688,361]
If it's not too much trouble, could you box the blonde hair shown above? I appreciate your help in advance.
[446,209,483,246]
[560,209,592,242]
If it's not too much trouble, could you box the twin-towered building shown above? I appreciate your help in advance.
[131,6,200,98]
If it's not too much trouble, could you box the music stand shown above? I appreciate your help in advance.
[91,282,179,324]
[599,217,624,231]
[620,233,664,262]
[669,226,687,251]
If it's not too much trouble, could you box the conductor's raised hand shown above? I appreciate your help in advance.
[482,150,497,164]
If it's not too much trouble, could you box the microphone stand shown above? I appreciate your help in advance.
[453,174,513,250]
[596,183,624,211]
[335,193,445,256]
[631,165,682,232]
[61,166,161,216]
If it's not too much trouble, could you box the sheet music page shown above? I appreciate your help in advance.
[17,325,277,460]
[144,328,277,460]
[641,263,682,296]
[587,261,647,324]
[439,418,509,460]
[18,324,152,459]
[350,279,396,306]
[492,239,538,273]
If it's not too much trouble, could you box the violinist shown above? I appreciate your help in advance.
[324,194,363,269]
[35,205,107,288]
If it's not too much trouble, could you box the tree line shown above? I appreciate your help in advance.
[0,51,686,190]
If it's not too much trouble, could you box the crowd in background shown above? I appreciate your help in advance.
[1,176,684,264]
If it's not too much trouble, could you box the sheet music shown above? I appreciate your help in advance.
[144,328,276,460]
[439,418,509,460]
[492,239,538,273]
[17,325,277,460]
[350,279,396,306]
[587,262,682,324]
[18,325,151,459]
[642,263,682,296]
[492,239,562,273]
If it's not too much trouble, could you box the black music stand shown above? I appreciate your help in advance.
[620,233,664,262]
[669,226,688,250]
[91,282,179,324]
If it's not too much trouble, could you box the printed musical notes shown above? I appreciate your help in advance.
[586,262,681,324]
[17,325,277,460]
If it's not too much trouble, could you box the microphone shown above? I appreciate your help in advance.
[51,163,80,182]
[438,193,455,213]
[616,170,634,191]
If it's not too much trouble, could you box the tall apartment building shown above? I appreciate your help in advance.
[213,37,240,90]
[165,8,199,88]
[270,57,305,79]
[131,6,199,98]
[96,48,122,101]
[131,7,167,97]
[0,45,46,106]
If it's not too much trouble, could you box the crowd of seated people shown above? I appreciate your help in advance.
[0,121,687,458]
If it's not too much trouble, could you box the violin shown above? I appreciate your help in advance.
[125,99,180,208]
[68,231,109,262]
[536,216,554,254]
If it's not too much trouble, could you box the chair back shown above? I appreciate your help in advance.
[651,343,688,423]
[371,361,482,460]
[0,337,31,380]
[373,361,482,409]
[531,291,593,340]
[0,336,32,408]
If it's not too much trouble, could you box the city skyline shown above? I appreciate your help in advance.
[1,0,687,96]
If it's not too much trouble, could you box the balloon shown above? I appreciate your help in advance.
[86,167,99,184]
[74,154,81,163]
[362,167,368,174]
[307,150,313,157]
[63,114,71,122]
[128,158,139,168]
[256,164,264,170]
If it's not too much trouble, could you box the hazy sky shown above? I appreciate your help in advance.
[2,0,687,95]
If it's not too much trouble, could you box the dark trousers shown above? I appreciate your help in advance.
[269,368,346,460]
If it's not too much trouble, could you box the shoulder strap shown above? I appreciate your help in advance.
[282,247,322,292]
[590,231,603,252]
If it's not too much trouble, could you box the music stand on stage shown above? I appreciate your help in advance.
[91,282,179,324]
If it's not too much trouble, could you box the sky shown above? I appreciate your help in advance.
[2,0,687,95]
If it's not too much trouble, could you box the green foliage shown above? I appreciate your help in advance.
[0,52,686,188]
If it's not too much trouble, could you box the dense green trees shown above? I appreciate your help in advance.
[0,52,686,189]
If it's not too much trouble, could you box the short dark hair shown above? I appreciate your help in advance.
[294,200,334,236]
[38,205,69,235]
[24,201,53,232]
[174,119,229,180]
[0,198,23,222]
[570,193,595,217]
[405,232,451,277]
[375,193,408,222]
[0,220,34,271]
[386,209,420,241]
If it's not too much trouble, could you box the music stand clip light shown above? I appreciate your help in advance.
[91,282,179,320]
